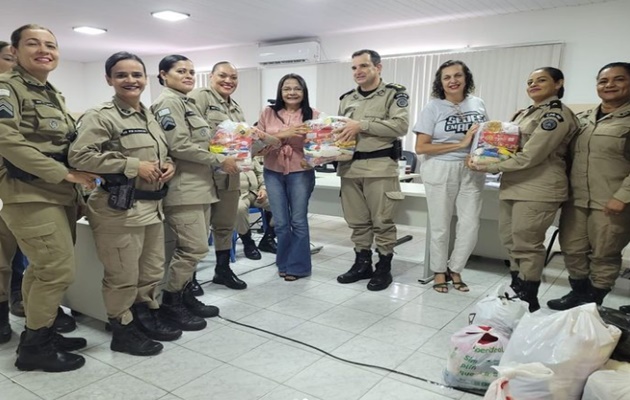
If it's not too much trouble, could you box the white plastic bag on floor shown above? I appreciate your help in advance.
[444,325,509,390]
[582,360,630,400]
[470,284,528,337]
[483,363,554,400]
[500,303,621,400]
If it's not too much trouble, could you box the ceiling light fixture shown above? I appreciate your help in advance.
[73,26,107,35]
[151,10,190,22]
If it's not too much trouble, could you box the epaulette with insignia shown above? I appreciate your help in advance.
[386,83,406,92]
[548,99,562,110]
[339,88,355,101]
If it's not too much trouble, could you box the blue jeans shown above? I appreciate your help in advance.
[11,247,27,293]
[264,168,315,277]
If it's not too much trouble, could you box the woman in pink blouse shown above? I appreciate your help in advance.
[257,74,319,280]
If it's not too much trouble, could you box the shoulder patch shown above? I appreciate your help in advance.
[386,83,406,92]
[156,108,171,117]
[0,89,10,97]
[0,98,14,118]
[160,116,176,131]
[541,119,558,131]
[339,89,355,101]
[548,99,562,110]
[394,92,409,108]
[542,112,564,122]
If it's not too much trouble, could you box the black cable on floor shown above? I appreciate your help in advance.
[218,315,485,397]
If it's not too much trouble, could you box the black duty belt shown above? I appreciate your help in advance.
[352,147,394,160]
[102,184,168,201]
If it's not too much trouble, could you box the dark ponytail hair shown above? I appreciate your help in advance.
[533,66,565,99]
[105,51,146,77]
[157,54,190,86]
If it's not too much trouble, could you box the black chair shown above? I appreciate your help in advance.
[401,150,418,182]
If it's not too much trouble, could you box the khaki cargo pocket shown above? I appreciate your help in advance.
[379,191,405,223]
[34,105,67,136]
[13,221,64,259]
[94,232,134,274]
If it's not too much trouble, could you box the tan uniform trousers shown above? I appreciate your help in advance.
[164,204,211,292]
[499,200,560,281]
[340,176,402,255]
[559,204,630,289]
[92,222,164,324]
[0,216,18,302]
[236,194,270,235]
[0,203,76,329]
[211,188,239,251]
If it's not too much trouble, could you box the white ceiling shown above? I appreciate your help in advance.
[0,0,613,62]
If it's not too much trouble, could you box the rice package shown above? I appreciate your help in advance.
[470,121,520,166]
[209,120,255,172]
[304,116,355,166]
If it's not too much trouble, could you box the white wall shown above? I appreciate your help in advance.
[61,0,630,113]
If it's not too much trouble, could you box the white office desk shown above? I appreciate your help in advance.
[309,174,507,282]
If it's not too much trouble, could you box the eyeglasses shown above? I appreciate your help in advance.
[282,87,303,93]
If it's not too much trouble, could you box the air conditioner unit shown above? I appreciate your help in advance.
[257,41,320,65]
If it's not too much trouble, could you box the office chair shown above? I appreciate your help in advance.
[207,207,267,263]
[401,150,418,182]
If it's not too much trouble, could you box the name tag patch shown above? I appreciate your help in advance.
[121,128,149,136]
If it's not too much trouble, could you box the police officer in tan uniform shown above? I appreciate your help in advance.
[470,67,578,312]
[335,49,409,291]
[69,52,179,357]
[548,62,630,311]
[236,158,275,260]
[0,24,97,372]
[151,55,238,329]
[189,61,247,290]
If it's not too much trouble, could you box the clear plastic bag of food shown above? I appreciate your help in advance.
[209,120,255,172]
[303,116,355,167]
[470,121,520,166]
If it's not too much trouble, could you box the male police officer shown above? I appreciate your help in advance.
[335,49,409,291]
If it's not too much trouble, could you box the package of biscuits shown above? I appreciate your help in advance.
[303,116,355,167]
[470,120,520,166]
[209,120,255,172]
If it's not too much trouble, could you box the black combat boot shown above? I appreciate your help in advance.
[53,307,76,333]
[160,290,207,330]
[131,302,182,341]
[189,272,204,297]
[9,291,25,317]
[509,271,521,294]
[15,327,85,372]
[257,225,277,254]
[517,280,541,312]
[108,319,163,356]
[213,250,247,290]
[337,249,373,284]
[1,301,11,344]
[240,231,262,260]
[367,252,394,291]
[588,284,611,306]
[547,278,590,311]
[620,305,630,314]
[16,330,87,353]
[183,282,219,318]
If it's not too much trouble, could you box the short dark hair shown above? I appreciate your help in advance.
[0,41,9,52]
[432,60,475,99]
[10,24,56,48]
[597,62,630,79]
[351,49,381,66]
[271,73,313,122]
[533,66,565,99]
[211,61,235,73]
[105,51,146,77]
[158,54,190,86]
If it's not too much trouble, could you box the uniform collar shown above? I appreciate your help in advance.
[208,86,240,108]
[355,80,386,98]
[605,101,630,118]
[534,96,560,109]
[13,65,58,91]
[112,95,147,117]
[164,86,189,101]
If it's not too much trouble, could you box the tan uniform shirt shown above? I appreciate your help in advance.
[239,159,264,199]
[487,97,579,202]
[569,102,630,209]
[0,66,77,206]
[69,96,171,226]
[188,86,245,191]
[151,87,223,207]
[336,81,409,178]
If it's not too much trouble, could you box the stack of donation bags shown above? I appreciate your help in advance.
[444,284,627,400]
